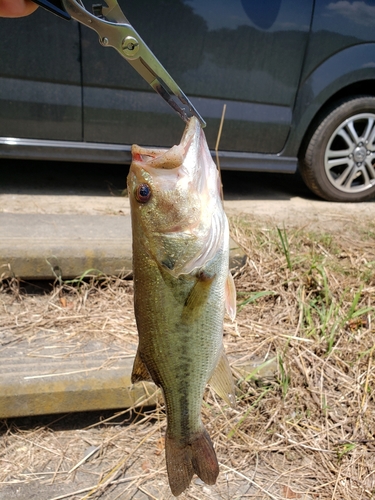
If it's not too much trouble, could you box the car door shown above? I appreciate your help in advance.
[81,0,314,154]
[0,8,82,141]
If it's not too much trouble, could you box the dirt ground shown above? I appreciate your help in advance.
[1,163,375,499]
[1,165,374,230]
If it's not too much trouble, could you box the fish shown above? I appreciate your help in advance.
[127,116,237,496]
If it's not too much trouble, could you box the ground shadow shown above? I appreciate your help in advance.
[0,159,130,197]
[221,169,318,201]
[0,406,158,435]
[0,158,318,201]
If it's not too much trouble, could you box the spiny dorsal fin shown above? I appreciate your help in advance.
[131,350,152,383]
[209,349,236,407]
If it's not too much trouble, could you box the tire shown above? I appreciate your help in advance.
[299,96,375,202]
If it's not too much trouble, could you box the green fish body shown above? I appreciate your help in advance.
[128,117,236,496]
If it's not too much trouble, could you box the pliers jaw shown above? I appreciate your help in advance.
[33,0,71,20]
[32,0,206,128]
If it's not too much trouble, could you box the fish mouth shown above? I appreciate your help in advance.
[131,146,179,170]
[131,117,201,172]
[129,115,220,209]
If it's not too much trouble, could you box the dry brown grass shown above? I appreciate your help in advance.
[1,214,375,499]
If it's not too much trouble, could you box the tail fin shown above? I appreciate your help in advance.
[165,428,219,496]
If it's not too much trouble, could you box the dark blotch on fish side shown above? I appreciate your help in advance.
[162,258,175,270]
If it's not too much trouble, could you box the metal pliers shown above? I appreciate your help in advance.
[32,0,206,127]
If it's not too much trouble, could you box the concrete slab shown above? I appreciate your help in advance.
[0,328,275,419]
[0,211,247,418]
[0,213,133,279]
[0,213,245,280]
[0,330,158,418]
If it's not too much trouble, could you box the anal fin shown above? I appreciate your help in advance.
[131,349,152,383]
[209,349,236,407]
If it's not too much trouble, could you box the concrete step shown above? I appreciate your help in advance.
[0,213,245,280]
[0,212,248,418]
[0,330,157,418]
[0,213,133,280]
[0,328,277,418]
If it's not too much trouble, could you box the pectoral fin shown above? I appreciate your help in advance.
[225,272,236,321]
[131,350,152,383]
[181,272,215,323]
[209,349,236,407]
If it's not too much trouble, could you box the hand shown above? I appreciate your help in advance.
[0,0,38,17]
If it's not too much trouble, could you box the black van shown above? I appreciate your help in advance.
[1,0,375,202]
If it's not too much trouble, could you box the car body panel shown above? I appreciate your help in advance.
[81,0,312,153]
[0,8,82,141]
[0,0,375,178]
[282,0,375,156]
[0,135,297,173]
[284,43,375,157]
[302,0,375,81]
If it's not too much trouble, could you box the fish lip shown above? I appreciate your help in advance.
[131,144,183,171]
[179,116,200,149]
[130,117,200,172]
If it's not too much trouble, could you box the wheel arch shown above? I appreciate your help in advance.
[298,95,375,202]
[283,43,375,158]
[298,82,375,159]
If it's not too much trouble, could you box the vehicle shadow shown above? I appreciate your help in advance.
[0,159,318,202]
[0,159,130,197]
[221,169,318,201]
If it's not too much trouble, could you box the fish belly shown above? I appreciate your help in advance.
[133,243,226,495]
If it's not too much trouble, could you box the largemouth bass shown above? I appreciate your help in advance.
[128,116,236,496]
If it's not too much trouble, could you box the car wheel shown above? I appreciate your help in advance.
[299,96,375,202]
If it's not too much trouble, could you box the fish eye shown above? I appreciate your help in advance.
[135,183,152,203]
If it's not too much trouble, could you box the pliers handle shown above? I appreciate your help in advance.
[33,0,206,127]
